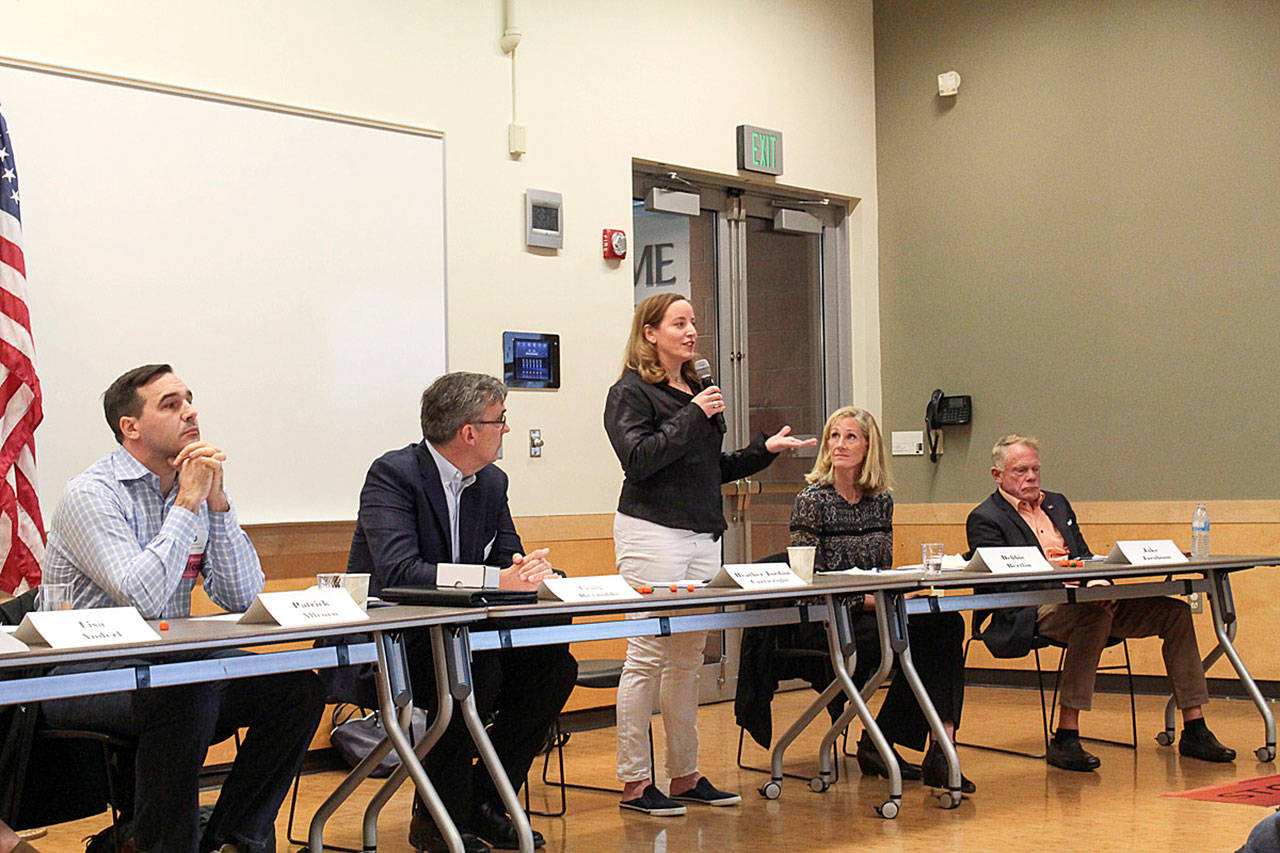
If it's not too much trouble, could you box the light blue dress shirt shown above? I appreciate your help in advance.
[425,441,476,563]
[43,446,263,619]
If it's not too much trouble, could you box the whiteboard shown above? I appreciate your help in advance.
[0,61,447,523]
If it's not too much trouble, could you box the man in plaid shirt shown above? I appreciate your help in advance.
[42,364,324,853]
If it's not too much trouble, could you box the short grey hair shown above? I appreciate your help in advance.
[420,372,507,444]
[992,434,1039,469]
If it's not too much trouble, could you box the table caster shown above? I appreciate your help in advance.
[809,776,829,793]
[1154,730,1174,747]
[1256,746,1275,763]
[938,790,961,809]
[875,799,900,819]
[759,780,782,800]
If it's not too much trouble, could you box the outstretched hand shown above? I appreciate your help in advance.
[765,425,817,454]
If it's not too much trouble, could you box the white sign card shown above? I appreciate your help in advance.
[13,607,160,649]
[0,631,29,655]
[436,563,500,590]
[707,563,806,590]
[238,589,370,628]
[1106,540,1188,566]
[965,547,1055,575]
[538,575,644,603]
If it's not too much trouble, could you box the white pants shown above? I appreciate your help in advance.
[613,513,722,783]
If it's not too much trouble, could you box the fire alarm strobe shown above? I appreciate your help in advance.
[603,228,627,259]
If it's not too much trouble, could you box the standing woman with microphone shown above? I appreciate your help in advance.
[604,292,815,816]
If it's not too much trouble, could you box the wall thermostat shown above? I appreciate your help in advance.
[503,331,560,390]
[603,228,627,259]
[525,189,563,249]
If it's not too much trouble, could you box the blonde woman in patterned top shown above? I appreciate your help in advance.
[790,406,973,794]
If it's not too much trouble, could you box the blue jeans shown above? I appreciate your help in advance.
[43,651,324,853]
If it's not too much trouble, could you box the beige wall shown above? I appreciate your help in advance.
[1,0,881,521]
[874,0,1280,504]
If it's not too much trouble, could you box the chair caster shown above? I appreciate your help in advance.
[875,798,900,819]
[1256,746,1275,762]
[808,776,829,793]
[1154,730,1174,747]
[938,790,961,809]
[759,779,782,800]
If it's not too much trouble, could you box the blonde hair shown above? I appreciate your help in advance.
[621,293,700,386]
[992,434,1039,469]
[805,406,891,494]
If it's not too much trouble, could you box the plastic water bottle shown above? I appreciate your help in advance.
[1191,503,1210,560]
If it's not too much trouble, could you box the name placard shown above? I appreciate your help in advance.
[538,575,643,603]
[966,547,1055,575]
[14,607,160,649]
[0,631,29,655]
[238,589,370,628]
[1106,540,1188,566]
[707,563,805,590]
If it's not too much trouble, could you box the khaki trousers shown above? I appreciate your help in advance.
[1037,596,1209,712]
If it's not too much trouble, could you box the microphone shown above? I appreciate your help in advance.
[693,358,714,386]
[692,359,726,429]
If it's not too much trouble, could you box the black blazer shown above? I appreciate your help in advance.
[348,442,522,596]
[965,489,1092,560]
[963,489,1091,658]
[603,368,775,535]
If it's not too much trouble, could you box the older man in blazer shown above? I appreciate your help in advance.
[349,372,576,853]
[965,434,1233,772]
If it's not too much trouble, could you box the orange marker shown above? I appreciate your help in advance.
[158,621,169,631]
[687,583,696,592]
[669,583,679,592]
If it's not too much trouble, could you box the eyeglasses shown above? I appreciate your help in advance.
[471,413,508,427]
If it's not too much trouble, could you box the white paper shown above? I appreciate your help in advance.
[1106,540,1189,566]
[822,567,926,580]
[966,546,1055,575]
[13,606,160,649]
[707,563,806,590]
[0,632,29,654]
[238,589,370,627]
[538,575,643,602]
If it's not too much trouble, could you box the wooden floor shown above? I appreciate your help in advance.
[31,686,1276,851]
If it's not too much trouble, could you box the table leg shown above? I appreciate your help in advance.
[1204,570,1275,762]
[361,625,459,851]
[817,598,895,762]
[308,633,419,853]
[307,699,410,852]
[821,595,901,818]
[372,630,464,853]
[445,626,536,853]
[880,591,962,808]
[761,679,846,799]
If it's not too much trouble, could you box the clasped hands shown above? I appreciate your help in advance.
[171,442,230,513]
[501,547,556,591]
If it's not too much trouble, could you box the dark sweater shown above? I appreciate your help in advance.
[603,368,776,535]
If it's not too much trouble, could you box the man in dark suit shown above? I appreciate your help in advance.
[965,434,1233,772]
[349,372,577,853]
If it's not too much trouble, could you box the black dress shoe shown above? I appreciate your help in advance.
[921,741,976,794]
[1046,736,1101,772]
[1179,725,1237,763]
[472,800,545,850]
[408,805,490,853]
[856,732,922,781]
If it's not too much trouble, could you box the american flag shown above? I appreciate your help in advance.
[0,107,45,594]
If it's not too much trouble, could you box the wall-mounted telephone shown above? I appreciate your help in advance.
[926,389,971,462]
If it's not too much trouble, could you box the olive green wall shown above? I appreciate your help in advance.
[875,0,1280,503]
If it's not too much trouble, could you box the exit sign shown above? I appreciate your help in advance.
[736,125,783,175]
